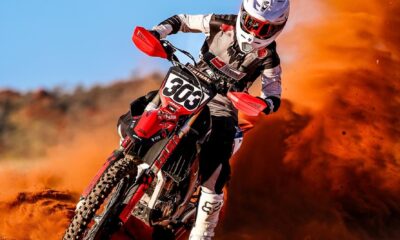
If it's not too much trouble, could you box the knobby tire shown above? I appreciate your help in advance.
[63,157,137,240]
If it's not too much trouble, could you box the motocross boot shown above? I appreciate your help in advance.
[189,186,224,240]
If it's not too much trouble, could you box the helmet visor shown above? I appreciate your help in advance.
[240,6,286,39]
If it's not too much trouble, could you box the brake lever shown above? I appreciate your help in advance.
[160,40,177,61]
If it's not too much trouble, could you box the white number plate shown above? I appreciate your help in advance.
[162,73,210,111]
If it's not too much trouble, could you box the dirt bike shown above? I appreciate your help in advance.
[63,27,267,240]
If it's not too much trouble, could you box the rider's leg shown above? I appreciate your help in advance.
[190,116,237,240]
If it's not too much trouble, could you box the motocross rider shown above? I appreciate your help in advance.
[120,1,289,239]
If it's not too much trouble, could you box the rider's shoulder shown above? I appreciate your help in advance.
[209,14,237,35]
[262,41,281,67]
[266,41,277,51]
[210,14,237,26]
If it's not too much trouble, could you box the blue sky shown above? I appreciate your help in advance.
[0,0,241,91]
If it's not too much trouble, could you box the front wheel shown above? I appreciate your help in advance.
[63,157,137,240]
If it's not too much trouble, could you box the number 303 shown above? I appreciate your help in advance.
[162,78,202,110]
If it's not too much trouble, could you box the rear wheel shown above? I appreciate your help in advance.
[63,157,137,240]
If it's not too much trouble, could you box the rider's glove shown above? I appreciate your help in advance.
[148,30,161,40]
[257,96,278,115]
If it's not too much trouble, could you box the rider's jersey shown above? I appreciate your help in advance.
[153,14,282,119]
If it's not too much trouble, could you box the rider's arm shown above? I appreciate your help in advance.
[259,42,282,114]
[260,65,282,114]
[152,14,212,38]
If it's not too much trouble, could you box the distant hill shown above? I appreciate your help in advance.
[0,73,163,160]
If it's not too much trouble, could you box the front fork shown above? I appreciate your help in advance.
[119,110,203,223]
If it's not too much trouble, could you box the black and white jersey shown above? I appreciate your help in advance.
[153,14,282,118]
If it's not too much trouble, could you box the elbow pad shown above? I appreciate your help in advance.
[158,15,182,34]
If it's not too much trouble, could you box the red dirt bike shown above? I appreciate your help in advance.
[63,27,267,240]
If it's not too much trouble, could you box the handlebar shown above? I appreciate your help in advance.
[132,26,267,116]
[161,40,197,66]
[132,27,230,92]
[161,40,238,94]
[159,40,219,93]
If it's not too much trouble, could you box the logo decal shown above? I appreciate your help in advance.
[220,24,234,32]
[201,201,222,215]
[256,0,272,11]
[210,57,247,81]
[257,48,268,59]
[210,57,226,69]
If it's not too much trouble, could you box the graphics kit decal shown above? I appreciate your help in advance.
[210,57,247,80]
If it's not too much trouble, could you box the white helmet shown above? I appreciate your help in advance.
[236,0,290,53]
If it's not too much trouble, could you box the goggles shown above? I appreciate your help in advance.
[240,6,286,39]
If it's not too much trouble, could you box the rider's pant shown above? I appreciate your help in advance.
[199,116,236,194]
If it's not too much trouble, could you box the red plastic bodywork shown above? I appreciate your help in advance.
[134,83,201,139]
[133,103,187,139]
[227,92,267,116]
[132,27,168,59]
[133,110,170,139]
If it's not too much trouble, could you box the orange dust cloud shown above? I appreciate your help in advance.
[222,0,399,239]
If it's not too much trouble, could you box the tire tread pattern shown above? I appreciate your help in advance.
[63,157,136,240]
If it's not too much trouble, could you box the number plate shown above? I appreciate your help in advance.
[161,72,210,111]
